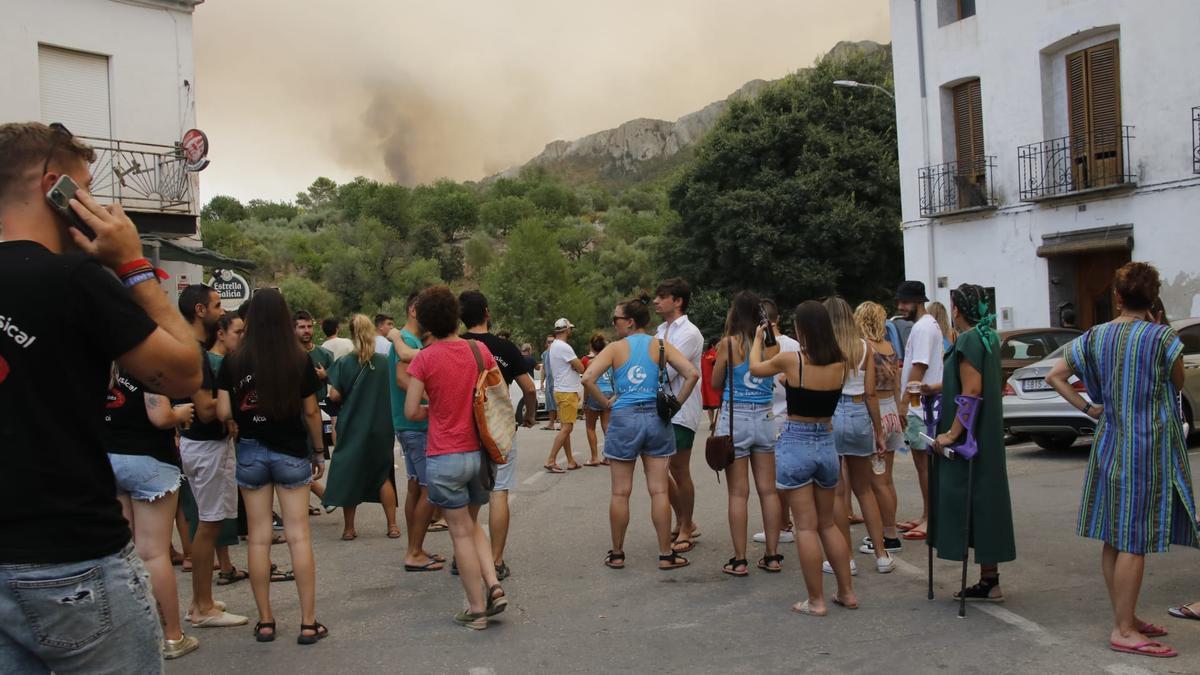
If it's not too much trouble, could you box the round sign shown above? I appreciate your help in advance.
[181,129,210,172]
[208,269,251,311]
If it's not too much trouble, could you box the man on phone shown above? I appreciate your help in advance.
[0,122,202,670]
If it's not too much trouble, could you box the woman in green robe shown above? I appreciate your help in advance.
[323,314,399,540]
[929,284,1016,602]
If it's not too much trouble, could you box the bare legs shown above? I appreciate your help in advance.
[908,449,930,533]
[608,456,674,563]
[1102,544,1167,651]
[784,484,855,615]
[404,478,439,568]
[443,504,500,615]
[725,454,781,569]
[489,490,511,566]
[870,451,899,539]
[189,520,224,619]
[585,409,602,464]
[839,456,889,562]
[547,421,578,469]
[242,483,319,639]
[121,491,186,640]
[340,480,399,539]
[669,446,697,545]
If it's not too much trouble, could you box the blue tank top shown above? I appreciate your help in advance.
[726,348,773,404]
[612,334,659,409]
[597,367,615,395]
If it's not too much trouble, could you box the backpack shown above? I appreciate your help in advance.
[466,340,515,464]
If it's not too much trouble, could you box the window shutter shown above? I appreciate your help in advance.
[952,79,985,206]
[1066,50,1090,188]
[38,45,112,138]
[1085,40,1121,185]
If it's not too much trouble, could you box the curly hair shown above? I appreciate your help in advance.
[415,286,460,338]
[1114,262,1160,312]
[853,301,887,343]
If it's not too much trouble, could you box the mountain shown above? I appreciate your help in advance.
[494,40,887,188]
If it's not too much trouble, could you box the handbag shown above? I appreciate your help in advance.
[655,329,682,422]
[466,339,516,465]
[705,338,736,475]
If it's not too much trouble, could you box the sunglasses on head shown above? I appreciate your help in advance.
[42,122,73,176]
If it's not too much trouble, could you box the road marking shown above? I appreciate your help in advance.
[468,668,496,675]
[522,470,546,486]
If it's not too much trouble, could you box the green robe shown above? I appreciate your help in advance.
[929,328,1017,565]
[306,346,335,404]
[322,353,395,507]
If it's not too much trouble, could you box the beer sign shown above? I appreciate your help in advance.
[208,268,251,311]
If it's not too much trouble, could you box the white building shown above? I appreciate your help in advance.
[890,0,1200,329]
[0,0,228,303]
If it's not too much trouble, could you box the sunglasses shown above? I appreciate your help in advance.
[611,315,631,324]
[42,122,73,175]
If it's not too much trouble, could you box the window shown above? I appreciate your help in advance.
[38,45,111,138]
[959,0,976,19]
[1066,40,1122,189]
[951,79,987,207]
[1179,325,1200,356]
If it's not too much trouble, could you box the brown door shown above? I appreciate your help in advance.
[1074,250,1130,329]
[1066,40,1122,191]
[952,79,986,207]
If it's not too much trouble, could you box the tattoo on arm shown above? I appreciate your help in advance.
[146,396,160,408]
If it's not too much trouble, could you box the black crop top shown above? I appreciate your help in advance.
[784,356,843,417]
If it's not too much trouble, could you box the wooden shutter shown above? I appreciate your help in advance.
[1066,40,1122,190]
[952,79,985,206]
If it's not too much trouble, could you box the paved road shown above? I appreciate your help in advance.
[166,428,1200,675]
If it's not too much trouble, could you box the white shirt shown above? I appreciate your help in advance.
[548,338,582,394]
[322,336,354,361]
[374,335,391,356]
[655,315,704,433]
[901,314,944,421]
[772,333,801,418]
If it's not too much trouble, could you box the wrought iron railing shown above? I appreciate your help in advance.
[1193,107,1199,174]
[80,136,195,214]
[1017,126,1134,200]
[918,156,997,217]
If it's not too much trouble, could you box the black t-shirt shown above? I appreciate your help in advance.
[177,349,226,441]
[463,331,532,385]
[217,355,319,458]
[0,241,157,563]
[103,371,181,467]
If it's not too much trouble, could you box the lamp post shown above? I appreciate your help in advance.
[833,80,895,100]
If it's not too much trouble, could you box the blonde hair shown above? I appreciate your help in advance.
[854,301,887,343]
[823,297,863,377]
[927,302,954,342]
[350,314,375,365]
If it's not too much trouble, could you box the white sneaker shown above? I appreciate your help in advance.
[752,530,795,544]
[876,556,896,574]
[822,559,857,576]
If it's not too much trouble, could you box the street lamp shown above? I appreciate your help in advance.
[833,80,895,100]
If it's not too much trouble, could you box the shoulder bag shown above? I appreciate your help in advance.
[705,338,736,476]
[655,330,682,422]
[467,340,516,465]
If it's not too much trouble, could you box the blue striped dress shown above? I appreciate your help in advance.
[1065,321,1199,554]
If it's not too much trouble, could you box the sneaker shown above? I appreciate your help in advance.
[822,559,858,576]
[876,556,897,574]
[859,537,903,554]
[272,512,284,531]
[752,530,795,544]
[162,634,199,660]
[450,558,458,576]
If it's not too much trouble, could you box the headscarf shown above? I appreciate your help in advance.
[950,283,997,353]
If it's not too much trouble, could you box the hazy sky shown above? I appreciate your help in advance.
[195,1,890,202]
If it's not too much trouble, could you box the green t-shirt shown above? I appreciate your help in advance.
[306,345,335,404]
[389,329,428,432]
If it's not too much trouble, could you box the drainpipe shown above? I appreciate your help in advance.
[914,0,936,296]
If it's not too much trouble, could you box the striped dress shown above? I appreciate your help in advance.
[1065,320,1199,554]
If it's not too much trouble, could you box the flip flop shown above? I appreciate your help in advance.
[897,520,921,532]
[832,596,859,610]
[387,527,402,539]
[427,521,448,533]
[544,464,566,474]
[901,529,927,540]
[566,464,581,471]
[722,557,749,577]
[1139,621,1168,638]
[600,459,611,465]
[583,461,603,467]
[604,550,626,569]
[671,538,695,553]
[1168,604,1200,620]
[404,559,444,572]
[341,531,357,541]
[791,600,827,617]
[1108,641,1177,658]
[308,506,322,516]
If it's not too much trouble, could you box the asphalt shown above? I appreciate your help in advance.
[164,428,1200,675]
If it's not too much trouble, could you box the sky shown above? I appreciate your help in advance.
[194,1,890,203]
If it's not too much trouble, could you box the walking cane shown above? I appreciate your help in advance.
[949,394,983,619]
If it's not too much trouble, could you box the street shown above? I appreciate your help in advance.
[166,427,1200,675]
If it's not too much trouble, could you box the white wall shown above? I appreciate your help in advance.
[890,0,1200,324]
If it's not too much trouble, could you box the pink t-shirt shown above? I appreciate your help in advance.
[407,339,496,456]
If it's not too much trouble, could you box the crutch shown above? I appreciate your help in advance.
[922,395,937,601]
[949,394,983,618]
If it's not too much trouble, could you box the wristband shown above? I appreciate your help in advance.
[114,258,153,277]
[122,270,158,288]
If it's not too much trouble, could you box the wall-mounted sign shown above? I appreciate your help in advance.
[208,268,250,311]
[181,129,210,172]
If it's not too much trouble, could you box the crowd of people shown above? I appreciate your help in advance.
[3,120,1200,671]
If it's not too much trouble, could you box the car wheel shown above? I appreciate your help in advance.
[514,399,527,425]
[1032,434,1077,450]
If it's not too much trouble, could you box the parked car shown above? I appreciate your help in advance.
[998,327,1081,382]
[1003,318,1200,450]
[510,379,548,423]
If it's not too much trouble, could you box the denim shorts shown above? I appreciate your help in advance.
[603,403,676,462]
[0,543,162,674]
[397,430,429,486]
[775,421,840,490]
[107,453,182,502]
[716,402,776,459]
[493,443,518,492]
[235,438,313,490]
[833,397,875,457]
[585,394,612,413]
[426,451,491,509]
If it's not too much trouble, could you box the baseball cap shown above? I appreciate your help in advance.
[554,318,574,331]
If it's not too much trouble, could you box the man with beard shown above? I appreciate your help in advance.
[176,285,249,628]
[895,281,943,542]
[296,311,334,508]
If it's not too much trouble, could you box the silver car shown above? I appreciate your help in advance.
[1004,318,1200,450]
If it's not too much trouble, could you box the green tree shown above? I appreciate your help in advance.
[414,179,479,241]
[666,45,901,308]
[295,177,338,210]
[245,199,300,222]
[280,275,338,320]
[464,232,496,275]
[201,195,246,222]
[527,182,582,216]
[478,195,537,237]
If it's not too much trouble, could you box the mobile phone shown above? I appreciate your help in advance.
[46,175,96,240]
[758,303,777,347]
[919,432,956,458]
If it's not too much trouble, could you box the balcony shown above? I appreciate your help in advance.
[918,156,997,217]
[81,136,196,215]
[1193,107,1199,174]
[1017,126,1135,202]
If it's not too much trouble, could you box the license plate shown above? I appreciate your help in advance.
[1021,378,1052,392]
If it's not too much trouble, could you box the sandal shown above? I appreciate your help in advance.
[308,506,322,516]
[671,537,695,554]
[297,621,328,645]
[832,595,859,610]
[486,585,508,617]
[387,526,402,539]
[722,557,749,577]
[757,554,784,573]
[604,550,626,569]
[341,530,357,541]
[791,600,826,617]
[1168,604,1200,621]
[543,464,566,474]
[254,621,276,643]
[954,576,1004,603]
[454,610,488,630]
[216,566,248,586]
[1108,640,1177,658]
[659,552,689,570]
[427,521,448,533]
[269,567,295,583]
[1139,621,1168,638]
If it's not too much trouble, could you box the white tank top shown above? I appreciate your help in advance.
[842,339,867,396]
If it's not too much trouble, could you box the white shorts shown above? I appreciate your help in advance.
[878,396,905,452]
[179,437,238,522]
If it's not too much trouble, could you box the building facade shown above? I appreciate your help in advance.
[0,0,207,302]
[890,0,1200,330]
